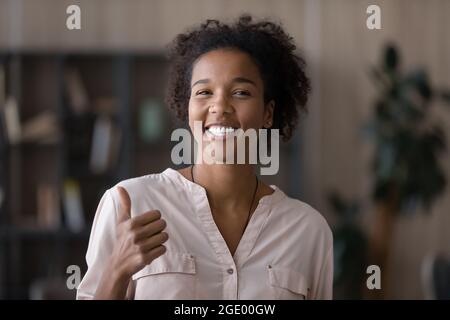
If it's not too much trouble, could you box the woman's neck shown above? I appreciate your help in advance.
[192,164,257,211]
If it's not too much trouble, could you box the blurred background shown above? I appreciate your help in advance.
[0,0,450,299]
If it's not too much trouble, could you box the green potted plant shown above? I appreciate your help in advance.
[328,193,367,299]
[365,44,450,298]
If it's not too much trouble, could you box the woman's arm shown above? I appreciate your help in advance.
[93,258,130,299]
[77,186,168,300]
[311,246,334,300]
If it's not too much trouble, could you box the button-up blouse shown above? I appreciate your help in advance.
[77,168,333,300]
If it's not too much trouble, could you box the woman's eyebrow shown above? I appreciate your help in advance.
[232,77,257,87]
[192,79,210,88]
[191,77,257,88]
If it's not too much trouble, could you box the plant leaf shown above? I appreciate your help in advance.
[384,45,399,71]
[405,69,432,101]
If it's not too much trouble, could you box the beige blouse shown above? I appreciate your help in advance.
[76,168,333,300]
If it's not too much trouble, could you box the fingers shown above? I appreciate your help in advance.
[141,245,167,265]
[117,186,131,223]
[133,218,166,241]
[131,210,162,227]
[138,232,169,253]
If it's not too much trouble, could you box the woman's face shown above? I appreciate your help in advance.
[188,48,274,161]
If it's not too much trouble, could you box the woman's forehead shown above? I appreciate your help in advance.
[190,49,263,86]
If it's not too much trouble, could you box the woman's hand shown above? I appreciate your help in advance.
[112,186,169,279]
[94,186,168,299]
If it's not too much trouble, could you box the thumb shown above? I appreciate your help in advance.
[117,186,131,223]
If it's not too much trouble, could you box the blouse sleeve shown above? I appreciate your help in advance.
[311,246,334,300]
[76,188,130,299]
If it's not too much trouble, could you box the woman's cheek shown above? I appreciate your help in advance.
[238,109,264,129]
[188,101,198,120]
[188,102,206,131]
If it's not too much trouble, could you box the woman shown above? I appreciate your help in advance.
[77,15,333,300]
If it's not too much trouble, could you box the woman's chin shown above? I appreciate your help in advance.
[200,143,238,165]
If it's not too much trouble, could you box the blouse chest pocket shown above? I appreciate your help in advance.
[132,252,197,300]
[267,265,310,300]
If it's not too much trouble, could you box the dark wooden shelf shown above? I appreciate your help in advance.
[0,50,169,299]
[0,226,91,240]
[5,142,62,151]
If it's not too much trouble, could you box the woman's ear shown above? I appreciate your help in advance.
[263,100,275,128]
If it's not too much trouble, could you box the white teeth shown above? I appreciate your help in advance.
[207,126,236,136]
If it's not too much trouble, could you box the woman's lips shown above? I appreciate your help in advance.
[204,125,238,141]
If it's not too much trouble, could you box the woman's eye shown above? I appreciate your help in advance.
[233,90,251,97]
[196,90,211,96]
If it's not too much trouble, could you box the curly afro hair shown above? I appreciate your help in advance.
[165,15,310,141]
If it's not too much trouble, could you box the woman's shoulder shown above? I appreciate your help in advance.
[274,190,333,244]
[108,168,182,203]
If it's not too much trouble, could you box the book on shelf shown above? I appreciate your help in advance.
[64,67,89,115]
[90,114,121,174]
[3,96,21,145]
[138,98,165,144]
[21,110,61,145]
[1,98,61,146]
[36,183,61,230]
[0,64,5,146]
[62,179,85,233]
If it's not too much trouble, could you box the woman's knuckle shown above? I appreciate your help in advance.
[132,233,139,244]
[138,254,147,265]
[138,244,146,254]
[126,221,134,232]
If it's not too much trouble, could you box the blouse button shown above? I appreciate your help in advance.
[227,268,234,274]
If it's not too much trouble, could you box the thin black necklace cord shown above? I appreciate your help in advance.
[190,165,259,231]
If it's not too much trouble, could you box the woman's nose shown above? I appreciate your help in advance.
[209,96,233,115]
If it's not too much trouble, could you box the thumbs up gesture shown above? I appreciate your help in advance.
[110,186,169,280]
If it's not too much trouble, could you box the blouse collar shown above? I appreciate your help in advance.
[163,167,286,206]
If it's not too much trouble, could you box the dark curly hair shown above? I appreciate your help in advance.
[165,15,310,141]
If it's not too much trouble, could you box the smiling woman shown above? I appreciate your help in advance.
[166,15,310,142]
[189,49,273,166]
[76,15,333,300]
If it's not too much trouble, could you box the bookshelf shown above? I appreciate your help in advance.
[0,51,173,299]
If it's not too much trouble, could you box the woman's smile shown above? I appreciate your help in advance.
[204,125,239,141]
